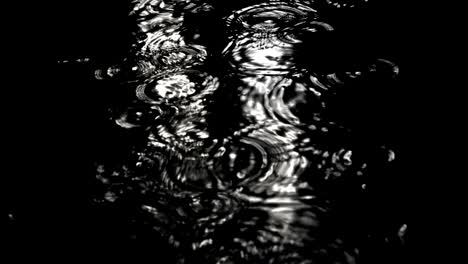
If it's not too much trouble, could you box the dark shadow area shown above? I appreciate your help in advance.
[3,0,162,260]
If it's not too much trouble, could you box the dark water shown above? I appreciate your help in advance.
[9,0,410,262]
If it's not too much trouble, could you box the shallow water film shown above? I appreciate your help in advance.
[34,0,409,262]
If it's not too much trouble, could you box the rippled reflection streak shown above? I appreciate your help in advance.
[92,0,405,263]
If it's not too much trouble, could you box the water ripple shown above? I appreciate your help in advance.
[131,0,184,32]
[223,32,296,75]
[135,70,218,104]
[141,26,208,69]
[225,2,318,34]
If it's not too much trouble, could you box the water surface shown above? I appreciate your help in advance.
[56,0,408,263]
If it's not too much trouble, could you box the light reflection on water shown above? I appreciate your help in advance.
[86,0,406,263]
